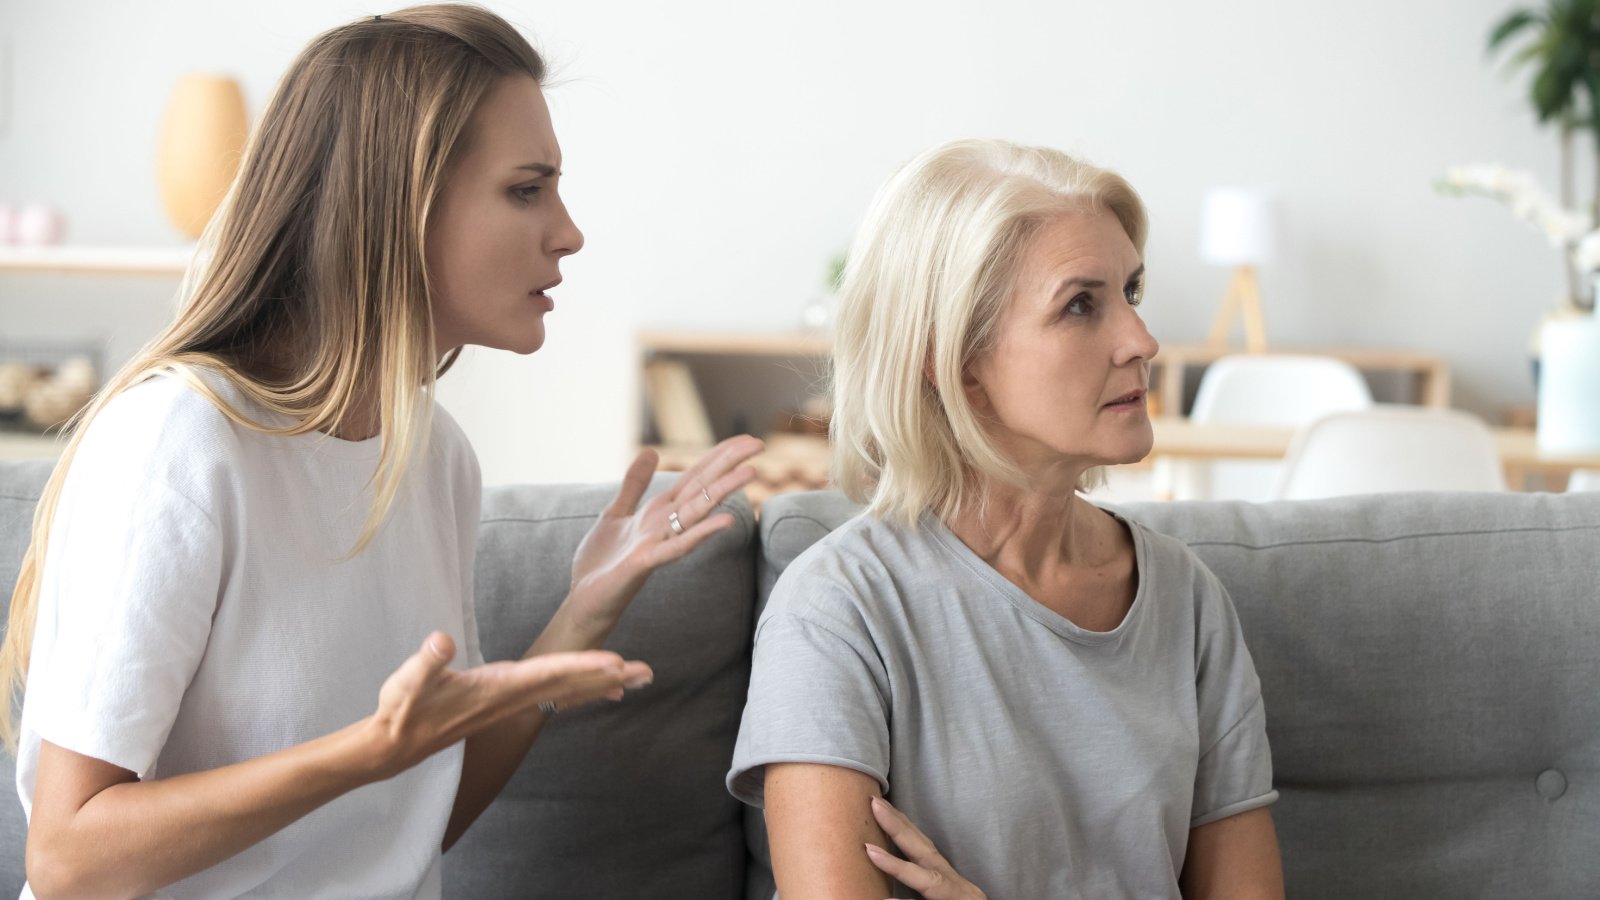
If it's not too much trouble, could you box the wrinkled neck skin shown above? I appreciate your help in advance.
[943,462,1121,587]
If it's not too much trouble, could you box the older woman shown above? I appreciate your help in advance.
[728,139,1283,899]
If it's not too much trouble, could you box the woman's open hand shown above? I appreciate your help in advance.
[366,631,651,779]
[865,796,987,900]
[566,435,762,630]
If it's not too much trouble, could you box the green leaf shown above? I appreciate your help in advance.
[1489,9,1540,51]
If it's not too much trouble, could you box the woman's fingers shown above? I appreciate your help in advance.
[866,797,984,900]
[604,448,660,517]
[497,651,653,709]
[870,795,940,862]
[649,511,737,564]
[383,632,457,696]
[670,435,763,505]
[864,842,924,888]
[688,463,758,518]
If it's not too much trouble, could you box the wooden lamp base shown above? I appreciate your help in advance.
[1206,265,1267,353]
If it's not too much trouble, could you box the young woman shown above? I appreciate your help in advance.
[1,6,759,898]
[729,139,1284,899]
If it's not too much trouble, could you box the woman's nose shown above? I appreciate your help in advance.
[551,197,584,258]
[1113,305,1159,367]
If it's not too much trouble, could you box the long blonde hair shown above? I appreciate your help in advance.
[830,139,1148,525]
[1,4,546,747]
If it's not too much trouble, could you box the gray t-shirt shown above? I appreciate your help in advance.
[728,509,1276,899]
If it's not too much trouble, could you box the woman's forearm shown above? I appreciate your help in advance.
[1179,807,1285,900]
[765,763,895,900]
[28,722,385,900]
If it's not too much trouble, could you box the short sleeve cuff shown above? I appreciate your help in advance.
[727,753,890,808]
[1191,789,1279,828]
[29,701,160,780]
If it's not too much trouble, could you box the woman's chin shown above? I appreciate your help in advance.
[496,325,547,356]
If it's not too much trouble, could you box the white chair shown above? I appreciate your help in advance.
[1165,354,1373,501]
[1567,470,1600,492]
[1276,406,1507,500]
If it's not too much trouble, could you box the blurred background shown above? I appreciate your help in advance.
[0,0,1579,485]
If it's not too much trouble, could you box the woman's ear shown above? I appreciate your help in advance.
[961,363,989,414]
[929,345,991,412]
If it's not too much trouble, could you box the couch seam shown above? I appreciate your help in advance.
[1186,522,1600,551]
[763,514,834,541]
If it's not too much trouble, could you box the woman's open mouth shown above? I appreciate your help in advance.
[1104,390,1146,410]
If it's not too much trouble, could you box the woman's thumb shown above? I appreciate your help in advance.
[422,631,456,667]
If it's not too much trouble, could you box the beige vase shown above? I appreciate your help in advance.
[156,74,248,239]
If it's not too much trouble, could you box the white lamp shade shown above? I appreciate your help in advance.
[1200,187,1279,267]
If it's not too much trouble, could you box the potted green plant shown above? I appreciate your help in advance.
[1486,0,1600,309]
[1443,1,1600,452]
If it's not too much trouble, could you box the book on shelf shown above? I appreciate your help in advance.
[642,357,715,448]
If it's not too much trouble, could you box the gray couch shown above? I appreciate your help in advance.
[0,457,1597,898]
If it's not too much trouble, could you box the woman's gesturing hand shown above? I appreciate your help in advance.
[865,797,988,900]
[567,435,762,629]
[367,632,651,779]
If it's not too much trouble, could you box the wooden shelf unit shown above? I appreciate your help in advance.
[0,432,64,460]
[638,330,834,509]
[0,245,193,276]
[637,330,1460,507]
[1152,344,1450,416]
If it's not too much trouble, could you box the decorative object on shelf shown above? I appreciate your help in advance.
[641,356,715,447]
[157,73,249,239]
[11,204,66,246]
[0,341,100,434]
[22,357,94,430]
[1536,311,1600,452]
[1200,187,1278,352]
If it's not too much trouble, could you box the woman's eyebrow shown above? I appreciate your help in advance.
[1056,265,1145,291]
[516,162,558,176]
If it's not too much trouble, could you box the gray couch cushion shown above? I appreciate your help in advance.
[758,489,1600,900]
[0,460,50,896]
[443,476,759,899]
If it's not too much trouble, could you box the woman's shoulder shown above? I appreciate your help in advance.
[59,371,254,518]
[84,371,246,460]
[1102,505,1234,609]
[426,400,478,467]
[764,512,947,621]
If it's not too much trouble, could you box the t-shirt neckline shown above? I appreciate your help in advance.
[921,506,1150,645]
[181,368,386,461]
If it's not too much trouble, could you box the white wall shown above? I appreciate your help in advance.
[0,0,1568,484]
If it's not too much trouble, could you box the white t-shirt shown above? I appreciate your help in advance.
[17,370,484,899]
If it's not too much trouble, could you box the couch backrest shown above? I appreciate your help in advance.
[758,489,1600,900]
[0,461,50,897]
[445,477,761,898]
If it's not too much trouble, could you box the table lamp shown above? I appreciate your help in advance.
[1200,187,1278,352]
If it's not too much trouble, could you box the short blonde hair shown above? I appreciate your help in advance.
[830,138,1148,525]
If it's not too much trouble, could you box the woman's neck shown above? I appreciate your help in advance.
[942,469,1114,582]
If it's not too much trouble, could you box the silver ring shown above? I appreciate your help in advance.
[668,510,685,535]
[538,700,560,716]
